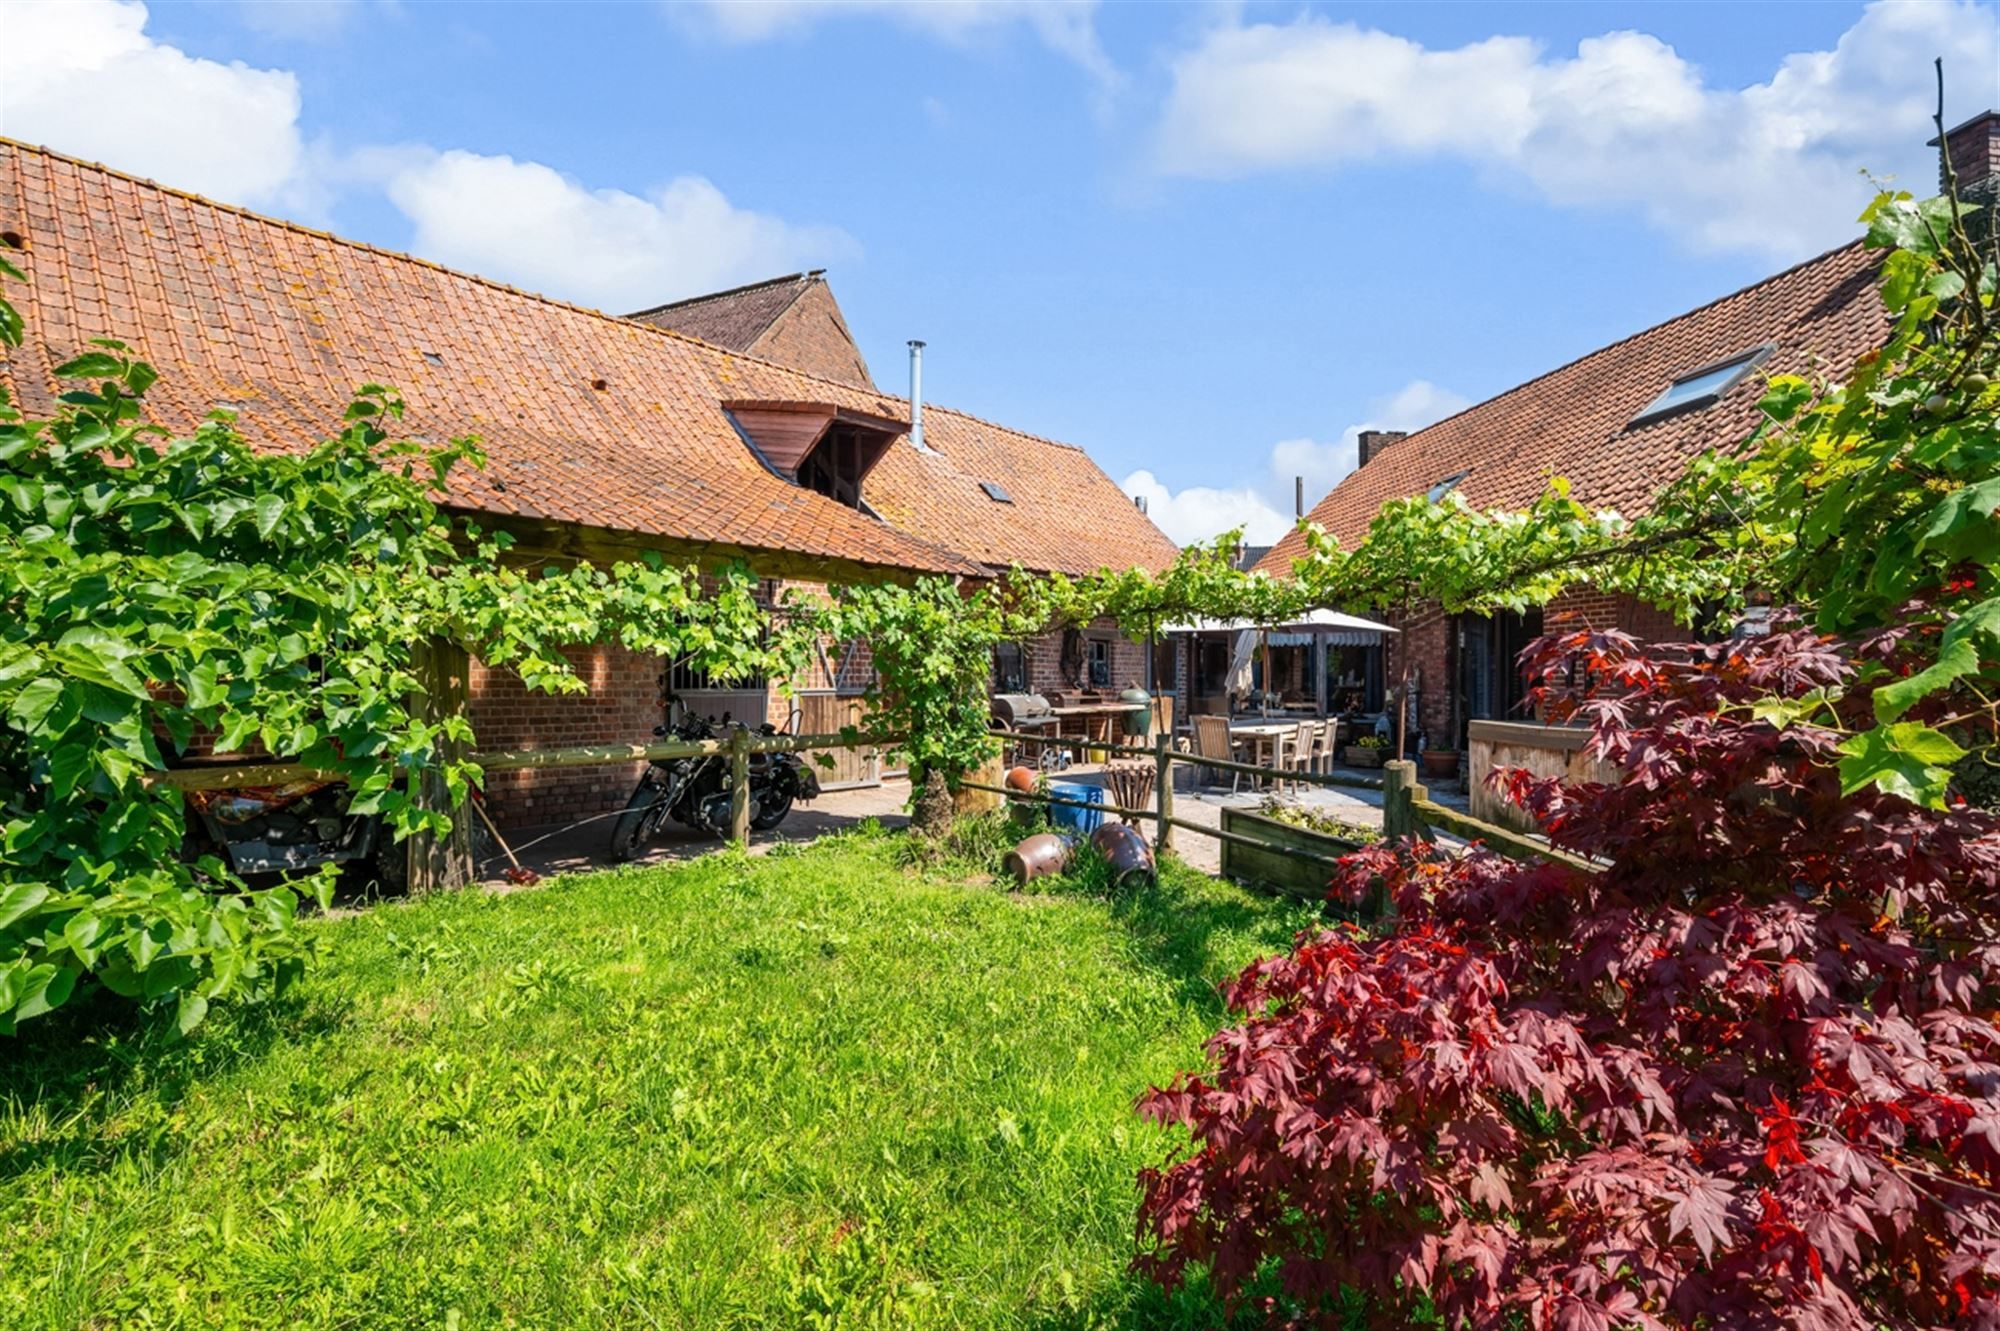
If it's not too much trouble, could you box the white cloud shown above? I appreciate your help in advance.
[375,149,854,311]
[0,0,307,207]
[687,0,1115,82]
[1123,469,1290,548]
[234,0,362,41]
[1155,0,2000,258]
[1126,379,1470,547]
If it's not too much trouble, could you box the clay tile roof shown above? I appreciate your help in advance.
[0,140,1181,580]
[1255,241,1889,577]
[862,410,1179,577]
[627,272,818,353]
[0,138,1175,582]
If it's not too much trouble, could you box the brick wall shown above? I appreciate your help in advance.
[1015,620,1146,696]
[1385,602,1454,745]
[1382,587,1688,749]
[753,283,876,390]
[1544,587,1684,643]
[470,642,661,830]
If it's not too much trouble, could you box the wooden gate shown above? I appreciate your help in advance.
[795,692,880,789]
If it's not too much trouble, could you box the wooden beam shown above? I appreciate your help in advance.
[407,636,475,892]
[457,510,950,587]
[145,731,907,790]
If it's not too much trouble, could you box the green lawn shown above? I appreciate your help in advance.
[3,821,1317,1329]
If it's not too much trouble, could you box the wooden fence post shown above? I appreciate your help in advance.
[1154,731,1174,854]
[1382,759,1433,844]
[728,724,751,848]
[407,636,475,892]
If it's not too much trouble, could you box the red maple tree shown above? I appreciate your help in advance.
[1137,627,2000,1329]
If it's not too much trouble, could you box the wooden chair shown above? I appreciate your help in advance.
[1192,715,1249,794]
[1282,721,1316,792]
[1299,721,1328,776]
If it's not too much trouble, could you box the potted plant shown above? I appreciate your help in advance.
[1343,733,1388,768]
[1421,745,1460,780]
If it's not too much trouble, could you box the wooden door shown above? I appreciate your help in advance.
[796,692,880,789]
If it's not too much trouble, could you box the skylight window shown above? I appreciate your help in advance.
[1630,344,1774,427]
[980,481,1013,504]
[1427,471,1468,503]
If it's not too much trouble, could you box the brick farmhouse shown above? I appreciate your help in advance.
[0,139,1176,828]
[1259,111,1999,757]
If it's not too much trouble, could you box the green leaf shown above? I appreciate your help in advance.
[8,676,65,732]
[1836,723,1967,807]
[53,351,127,380]
[13,963,79,1021]
[176,991,209,1035]
[253,492,285,539]
[0,882,51,931]
[1874,599,2000,721]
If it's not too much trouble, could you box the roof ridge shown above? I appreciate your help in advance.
[1377,236,1875,449]
[0,136,1099,462]
[623,269,817,320]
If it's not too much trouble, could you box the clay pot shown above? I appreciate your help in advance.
[1090,822,1156,889]
[1004,833,1070,886]
[1004,765,1037,794]
[1421,749,1460,779]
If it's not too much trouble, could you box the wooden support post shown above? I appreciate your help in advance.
[1382,759,1433,844]
[728,724,751,849]
[407,636,475,893]
[1154,731,1174,854]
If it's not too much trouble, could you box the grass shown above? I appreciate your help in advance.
[2,819,1321,1329]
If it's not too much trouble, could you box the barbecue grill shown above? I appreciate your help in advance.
[990,692,1064,769]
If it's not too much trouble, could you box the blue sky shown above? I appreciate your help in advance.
[5,0,1997,543]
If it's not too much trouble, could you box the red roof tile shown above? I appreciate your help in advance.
[1256,242,1889,575]
[0,140,1174,581]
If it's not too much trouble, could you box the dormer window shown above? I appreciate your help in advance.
[1630,344,1774,427]
[722,399,908,513]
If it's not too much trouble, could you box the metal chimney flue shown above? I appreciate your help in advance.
[1295,475,1304,518]
[907,340,927,452]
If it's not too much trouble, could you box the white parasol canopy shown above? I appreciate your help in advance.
[1164,608,1398,647]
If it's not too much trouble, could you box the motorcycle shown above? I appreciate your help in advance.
[182,776,501,893]
[608,687,820,861]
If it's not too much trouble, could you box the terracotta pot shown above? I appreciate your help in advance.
[1003,765,1037,794]
[1421,749,1460,779]
[1089,822,1156,889]
[1344,745,1383,769]
[1004,833,1070,886]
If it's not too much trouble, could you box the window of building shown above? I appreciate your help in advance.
[980,480,1013,503]
[1630,344,1774,427]
[993,641,1027,693]
[1088,638,1111,687]
[1427,471,1469,503]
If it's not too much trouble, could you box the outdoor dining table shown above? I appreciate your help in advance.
[1229,719,1300,785]
[1048,703,1141,746]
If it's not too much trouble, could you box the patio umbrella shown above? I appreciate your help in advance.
[1224,629,1258,696]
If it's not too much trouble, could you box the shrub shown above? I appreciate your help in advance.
[1135,628,2000,1329]
[0,265,770,1031]
[1256,798,1380,845]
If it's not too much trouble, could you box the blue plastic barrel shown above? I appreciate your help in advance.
[1047,781,1104,835]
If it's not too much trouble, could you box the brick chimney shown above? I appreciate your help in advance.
[1357,429,1407,468]
[1931,110,2000,233]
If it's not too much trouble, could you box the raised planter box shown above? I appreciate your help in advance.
[1343,745,1384,768]
[1467,719,1621,833]
[1218,806,1371,903]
